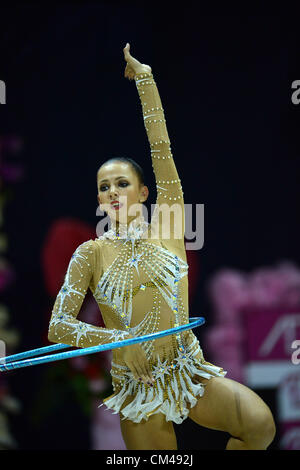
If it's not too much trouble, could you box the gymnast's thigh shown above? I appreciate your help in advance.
[119,396,177,450]
[187,376,274,439]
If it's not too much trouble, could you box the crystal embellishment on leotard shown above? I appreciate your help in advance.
[126,252,143,275]
[172,349,195,373]
[50,310,130,347]
[104,339,226,424]
[95,217,189,335]
[151,356,171,387]
[101,214,149,242]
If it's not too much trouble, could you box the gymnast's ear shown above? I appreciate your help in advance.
[139,185,149,203]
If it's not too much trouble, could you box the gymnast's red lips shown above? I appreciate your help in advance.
[110,200,123,210]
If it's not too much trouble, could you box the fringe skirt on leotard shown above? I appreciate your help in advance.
[98,336,226,424]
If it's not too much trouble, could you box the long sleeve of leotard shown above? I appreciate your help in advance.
[48,240,132,348]
[134,71,185,241]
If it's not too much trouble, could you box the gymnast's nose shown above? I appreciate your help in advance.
[109,186,119,199]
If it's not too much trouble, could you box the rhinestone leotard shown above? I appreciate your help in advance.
[48,72,226,424]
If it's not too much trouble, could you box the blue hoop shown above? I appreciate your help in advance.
[0,317,205,372]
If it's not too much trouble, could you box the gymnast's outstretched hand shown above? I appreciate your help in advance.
[123,43,152,81]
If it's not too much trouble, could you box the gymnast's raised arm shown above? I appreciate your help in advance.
[123,43,185,243]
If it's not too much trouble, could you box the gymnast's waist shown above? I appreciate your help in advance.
[111,333,200,371]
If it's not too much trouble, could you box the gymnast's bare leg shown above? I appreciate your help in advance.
[119,394,178,450]
[187,376,276,450]
[119,376,276,450]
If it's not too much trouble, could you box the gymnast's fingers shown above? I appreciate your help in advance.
[129,360,146,385]
[134,361,148,385]
[143,359,154,383]
[138,361,152,385]
[130,362,140,382]
[138,354,154,384]
[123,42,130,61]
[146,363,155,383]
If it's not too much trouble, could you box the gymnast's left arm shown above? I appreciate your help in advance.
[123,43,185,242]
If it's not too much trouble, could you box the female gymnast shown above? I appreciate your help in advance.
[47,43,276,450]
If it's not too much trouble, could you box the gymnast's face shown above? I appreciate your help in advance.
[97,161,149,225]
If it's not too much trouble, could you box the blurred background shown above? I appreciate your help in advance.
[0,4,300,450]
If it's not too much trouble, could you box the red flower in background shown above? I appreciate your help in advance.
[41,218,109,379]
[41,218,96,297]
[84,363,103,381]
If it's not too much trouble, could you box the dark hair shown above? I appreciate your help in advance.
[98,156,145,186]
